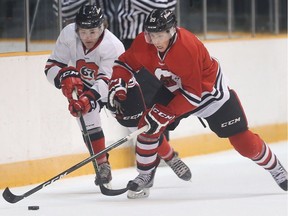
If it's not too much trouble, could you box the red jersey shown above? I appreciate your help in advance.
[112,27,230,118]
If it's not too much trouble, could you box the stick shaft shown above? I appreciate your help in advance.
[2,126,147,203]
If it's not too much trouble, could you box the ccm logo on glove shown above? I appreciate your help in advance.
[57,66,83,100]
[59,70,80,82]
[151,106,175,120]
[138,104,175,137]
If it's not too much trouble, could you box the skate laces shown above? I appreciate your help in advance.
[270,162,287,184]
[133,172,154,186]
[166,155,191,181]
[98,162,111,178]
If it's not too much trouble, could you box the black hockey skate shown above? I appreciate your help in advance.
[269,160,288,191]
[165,153,192,181]
[127,169,156,199]
[94,162,112,188]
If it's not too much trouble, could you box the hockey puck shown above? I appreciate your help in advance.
[28,206,39,210]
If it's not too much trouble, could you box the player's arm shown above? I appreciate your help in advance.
[44,59,67,88]
[45,59,83,100]
[137,84,199,137]
[165,41,211,117]
[68,69,107,117]
[166,89,198,116]
[44,28,83,100]
[44,27,72,87]
[108,48,143,109]
[94,43,125,102]
[69,43,125,117]
[139,57,203,136]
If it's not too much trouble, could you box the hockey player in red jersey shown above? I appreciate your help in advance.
[44,5,125,187]
[108,9,288,198]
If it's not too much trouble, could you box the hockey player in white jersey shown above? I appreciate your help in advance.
[44,5,125,186]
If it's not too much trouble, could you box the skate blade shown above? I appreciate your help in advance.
[127,188,150,199]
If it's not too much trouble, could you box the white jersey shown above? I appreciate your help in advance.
[45,23,125,103]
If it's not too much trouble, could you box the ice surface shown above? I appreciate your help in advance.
[1,141,287,216]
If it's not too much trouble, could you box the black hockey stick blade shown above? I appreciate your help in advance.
[2,187,24,204]
[99,184,128,196]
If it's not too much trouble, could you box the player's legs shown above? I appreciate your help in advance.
[77,106,112,185]
[127,133,191,199]
[205,89,287,190]
[158,135,191,181]
[114,82,191,197]
[126,133,159,198]
[229,130,287,190]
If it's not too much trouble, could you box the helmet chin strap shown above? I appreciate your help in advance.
[158,32,177,58]
[162,28,177,51]
[168,32,176,46]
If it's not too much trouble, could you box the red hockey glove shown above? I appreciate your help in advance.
[107,78,127,116]
[68,89,100,117]
[138,104,175,138]
[58,66,83,100]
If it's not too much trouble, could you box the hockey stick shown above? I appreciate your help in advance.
[71,91,111,194]
[71,90,131,196]
[2,125,148,203]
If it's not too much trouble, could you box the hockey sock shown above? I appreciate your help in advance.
[229,130,279,170]
[84,128,107,164]
[157,135,174,161]
[228,129,263,159]
[136,134,159,173]
[91,136,107,164]
[252,142,277,170]
[252,143,288,191]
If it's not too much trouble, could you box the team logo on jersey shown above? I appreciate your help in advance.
[80,67,96,80]
[154,68,181,92]
[160,75,176,87]
[76,59,99,80]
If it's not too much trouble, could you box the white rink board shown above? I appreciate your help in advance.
[0,38,287,164]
